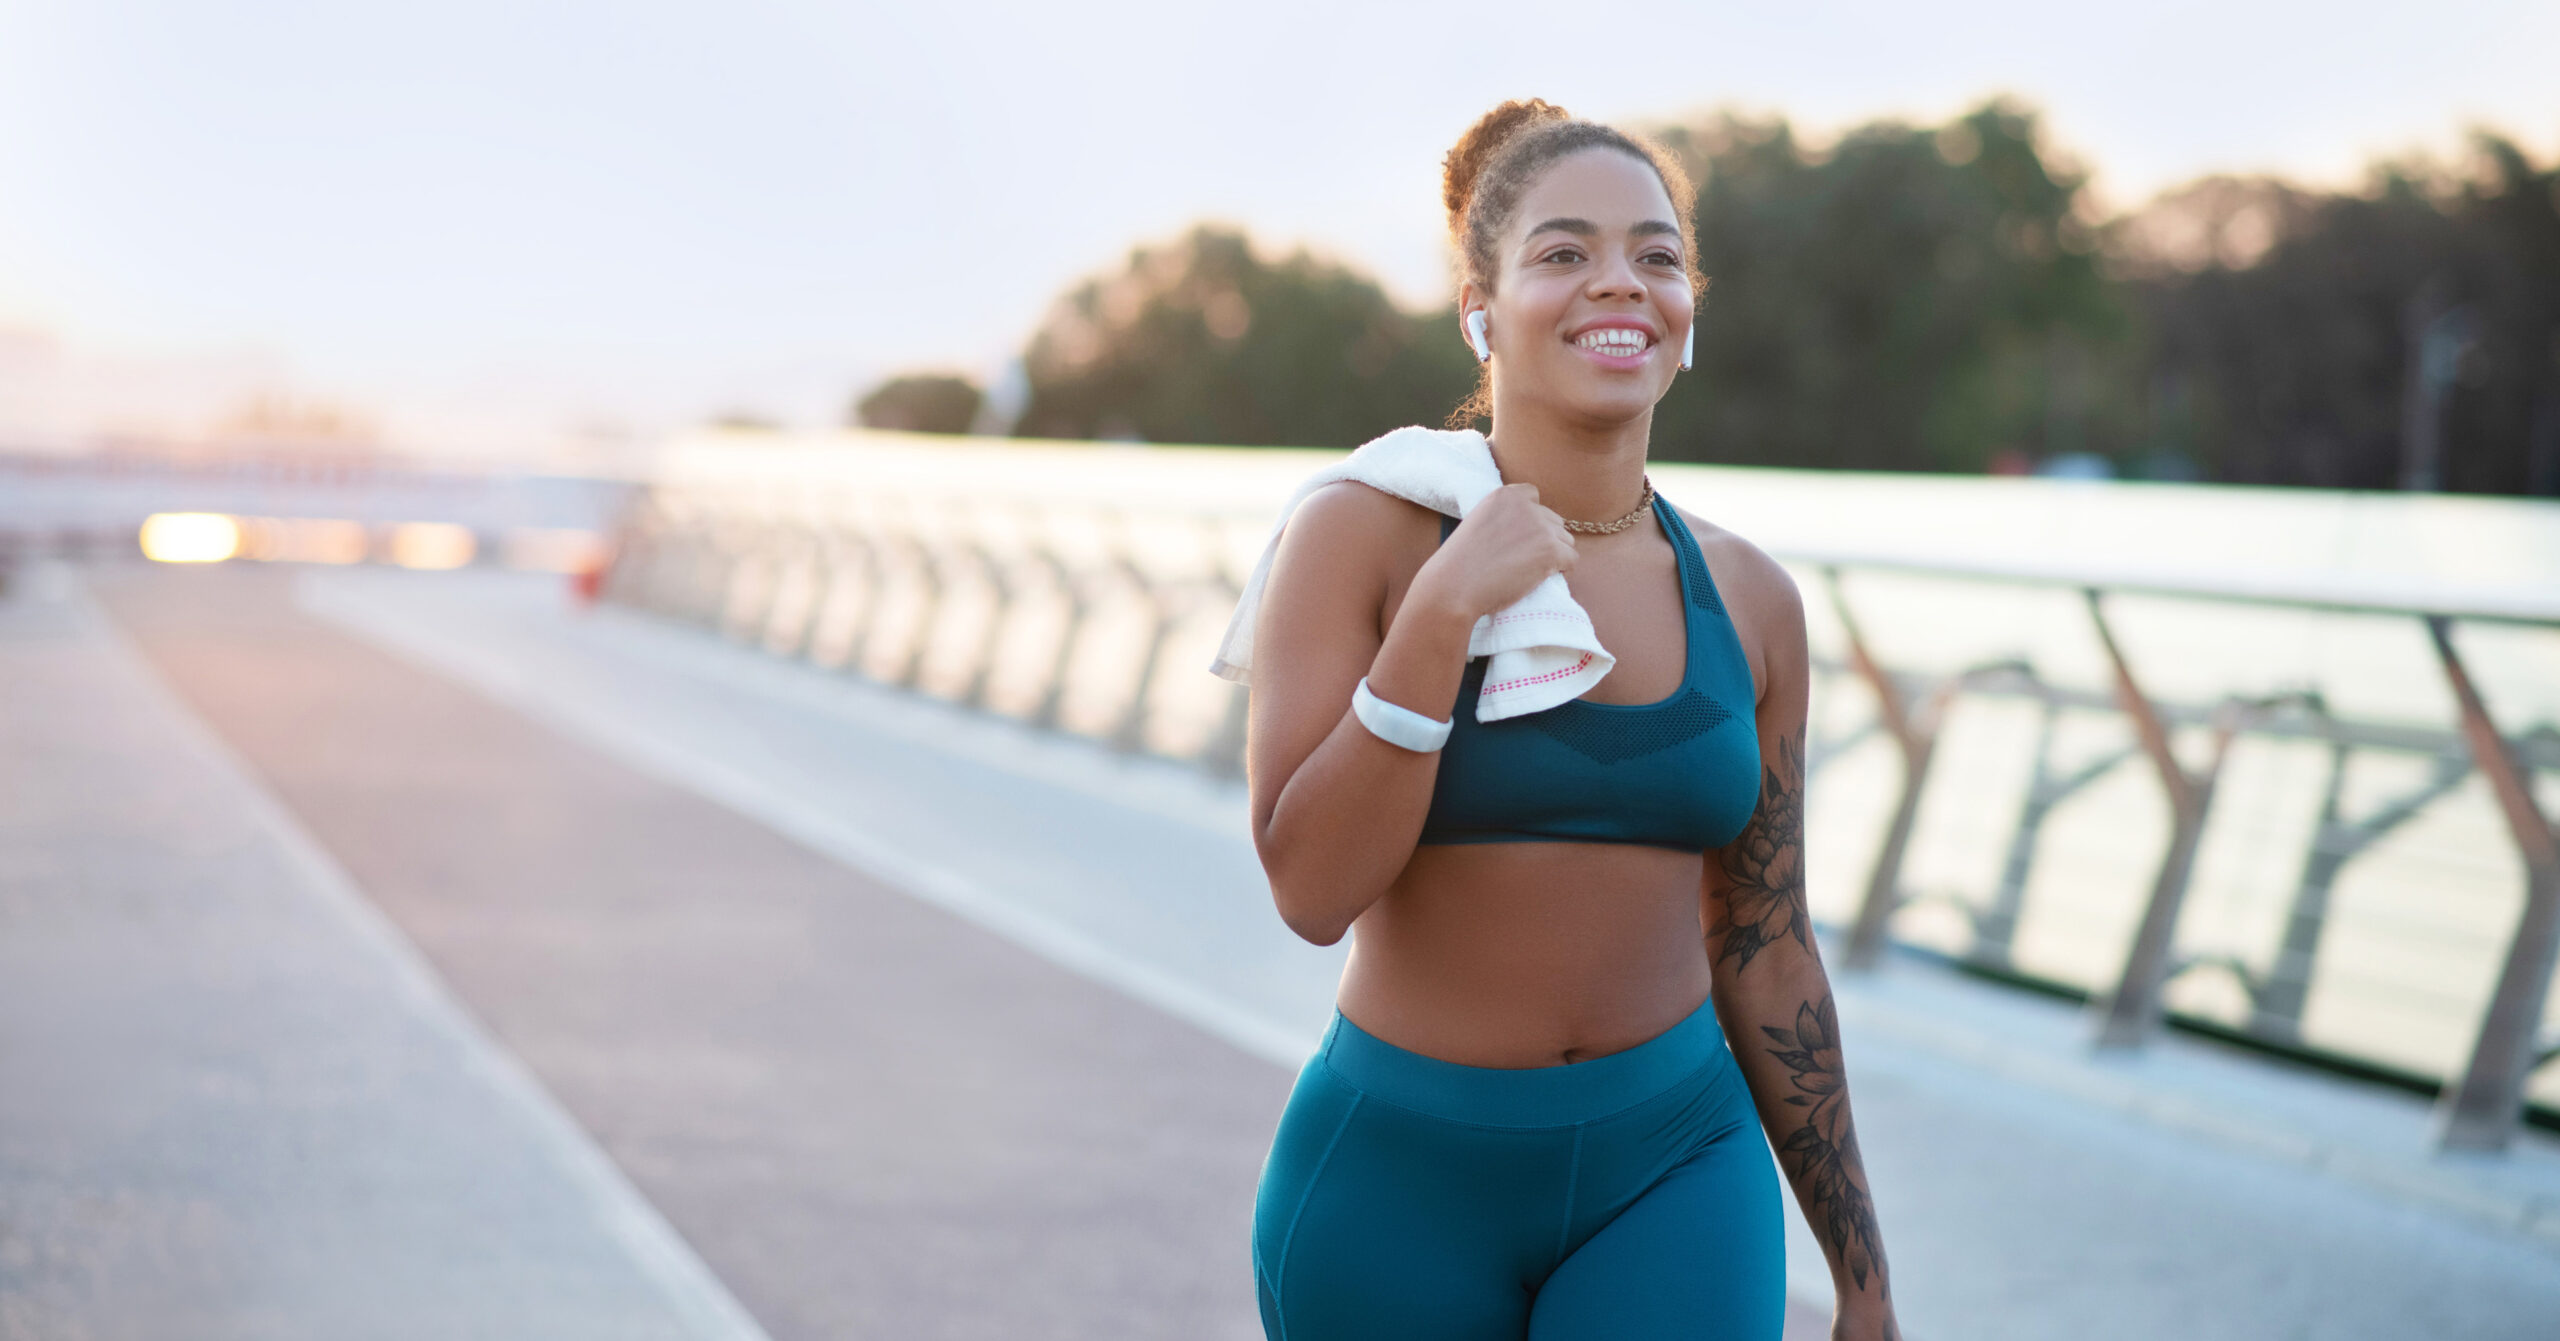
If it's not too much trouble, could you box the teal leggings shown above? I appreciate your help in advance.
[1252,996,1786,1340]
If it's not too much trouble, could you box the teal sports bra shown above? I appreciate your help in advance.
[1417,496,1761,854]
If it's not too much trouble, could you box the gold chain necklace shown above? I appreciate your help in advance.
[1561,475,1656,535]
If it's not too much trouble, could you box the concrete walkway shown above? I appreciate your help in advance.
[78,563,1294,1341]
[294,564,2560,1341]
[0,563,760,1341]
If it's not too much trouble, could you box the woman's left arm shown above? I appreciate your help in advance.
[1700,552,1903,1341]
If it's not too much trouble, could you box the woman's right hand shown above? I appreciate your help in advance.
[1410,482,1578,623]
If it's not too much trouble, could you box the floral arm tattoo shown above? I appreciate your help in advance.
[1711,730,1812,973]
[1763,996,1893,1311]
[1710,726,1898,1333]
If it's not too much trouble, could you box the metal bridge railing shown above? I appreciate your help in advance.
[603,487,2560,1154]
[1790,549,2560,1152]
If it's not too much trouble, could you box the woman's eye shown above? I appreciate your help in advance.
[1643,250,1680,267]
[1545,248,1584,265]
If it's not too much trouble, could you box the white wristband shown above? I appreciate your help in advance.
[1351,676,1453,752]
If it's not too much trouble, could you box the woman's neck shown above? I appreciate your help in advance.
[1483,397,1654,527]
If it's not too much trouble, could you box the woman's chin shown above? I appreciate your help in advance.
[1557,384,1667,429]
[1502,364,1674,429]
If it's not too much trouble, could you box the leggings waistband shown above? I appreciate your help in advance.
[1318,995,1730,1128]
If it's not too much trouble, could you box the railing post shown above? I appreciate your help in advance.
[2427,615,2560,1152]
[2085,589,2275,1051]
[2085,588,2209,1049]
[959,540,1018,712]
[1190,523,1252,779]
[791,529,865,665]
[1110,555,1181,755]
[756,528,824,657]
[1826,569,2026,971]
[1031,546,1092,732]
[893,538,947,691]
[1826,569,1926,971]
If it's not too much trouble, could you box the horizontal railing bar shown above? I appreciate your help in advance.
[1809,657,2559,768]
[1790,547,2560,627]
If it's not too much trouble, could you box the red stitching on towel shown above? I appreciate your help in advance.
[1482,652,1596,695]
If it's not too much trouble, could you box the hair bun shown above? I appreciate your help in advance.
[1442,99,1570,234]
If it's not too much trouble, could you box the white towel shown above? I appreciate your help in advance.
[1208,425,1613,722]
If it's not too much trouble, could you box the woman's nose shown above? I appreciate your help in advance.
[1586,253,1646,299]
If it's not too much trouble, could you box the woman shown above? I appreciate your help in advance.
[1242,100,1902,1340]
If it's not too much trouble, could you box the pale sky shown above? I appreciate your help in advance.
[0,0,2552,459]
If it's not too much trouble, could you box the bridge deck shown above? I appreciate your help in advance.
[6,560,2556,1339]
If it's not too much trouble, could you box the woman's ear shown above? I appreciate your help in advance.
[1457,283,1491,363]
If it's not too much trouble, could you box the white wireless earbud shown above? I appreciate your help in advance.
[1680,323,1694,371]
[1465,309,1491,363]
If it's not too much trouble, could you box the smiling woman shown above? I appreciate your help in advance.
[1235,100,1903,1341]
[1442,99,1703,431]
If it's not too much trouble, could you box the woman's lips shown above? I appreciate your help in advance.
[1568,326,1655,366]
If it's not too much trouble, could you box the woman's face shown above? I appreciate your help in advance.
[1469,148,1693,430]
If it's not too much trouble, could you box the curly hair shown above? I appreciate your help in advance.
[1441,99,1703,426]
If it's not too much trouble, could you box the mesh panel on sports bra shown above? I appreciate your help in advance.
[1679,535,1723,615]
[1526,688,1736,765]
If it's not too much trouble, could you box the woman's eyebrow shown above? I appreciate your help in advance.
[1522,217,1681,243]
[1524,217,1600,241]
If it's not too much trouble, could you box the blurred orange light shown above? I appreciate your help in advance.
[502,527,607,573]
[388,522,476,570]
[139,513,241,563]
[283,519,373,565]
[233,517,284,561]
[235,517,373,564]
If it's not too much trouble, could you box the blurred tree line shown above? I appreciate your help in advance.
[1015,227,1476,445]
[852,98,2560,496]
[855,374,982,434]
[2113,143,2560,494]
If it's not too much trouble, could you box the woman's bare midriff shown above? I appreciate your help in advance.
[1334,840,1715,1069]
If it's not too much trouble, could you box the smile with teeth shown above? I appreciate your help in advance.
[1573,328,1653,356]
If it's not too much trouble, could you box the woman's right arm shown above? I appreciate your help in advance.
[1246,480,1574,945]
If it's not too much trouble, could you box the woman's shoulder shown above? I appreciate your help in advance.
[1278,479,1444,566]
[1672,505,1801,617]
[1265,480,1445,608]
[1293,476,1443,533]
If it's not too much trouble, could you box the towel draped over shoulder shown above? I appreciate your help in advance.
[1208,425,1615,723]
